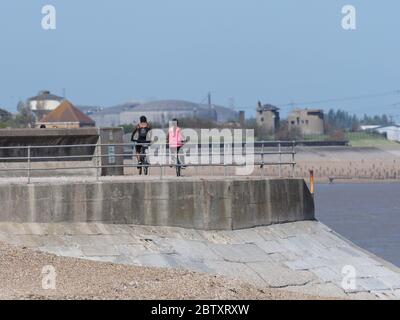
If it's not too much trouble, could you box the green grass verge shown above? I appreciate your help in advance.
[345,132,400,147]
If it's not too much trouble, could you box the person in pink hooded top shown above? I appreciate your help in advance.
[167,119,185,166]
[167,118,183,149]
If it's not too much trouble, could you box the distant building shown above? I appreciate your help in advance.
[78,105,105,115]
[288,109,325,135]
[27,90,64,120]
[120,100,217,126]
[0,108,12,122]
[256,102,280,134]
[373,125,400,142]
[36,100,96,129]
[238,111,245,127]
[85,103,138,127]
[85,100,238,127]
[360,125,381,131]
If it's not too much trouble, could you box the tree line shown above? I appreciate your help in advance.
[253,108,396,141]
[325,109,394,131]
[1,103,395,135]
[0,102,36,128]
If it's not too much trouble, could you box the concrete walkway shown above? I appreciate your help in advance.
[1,221,400,299]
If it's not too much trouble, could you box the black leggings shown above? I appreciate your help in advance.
[135,141,149,153]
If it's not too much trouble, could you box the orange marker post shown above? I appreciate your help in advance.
[309,170,315,196]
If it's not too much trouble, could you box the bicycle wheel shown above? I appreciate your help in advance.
[144,160,149,175]
[139,154,145,176]
[141,148,149,176]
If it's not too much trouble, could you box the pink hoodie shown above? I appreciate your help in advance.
[168,127,183,148]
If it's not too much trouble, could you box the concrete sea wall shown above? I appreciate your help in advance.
[2,221,400,299]
[0,128,99,161]
[0,178,314,230]
[0,127,124,177]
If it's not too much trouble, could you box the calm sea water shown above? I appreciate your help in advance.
[315,183,400,267]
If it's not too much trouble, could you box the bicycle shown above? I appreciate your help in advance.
[176,150,182,177]
[170,143,186,177]
[133,140,150,175]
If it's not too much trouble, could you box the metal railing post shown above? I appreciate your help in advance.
[261,143,265,177]
[96,142,101,180]
[291,141,296,178]
[278,141,282,178]
[211,145,214,177]
[223,143,227,177]
[27,146,31,184]
[132,143,136,176]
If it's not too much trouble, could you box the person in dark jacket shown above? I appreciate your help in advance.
[131,116,151,165]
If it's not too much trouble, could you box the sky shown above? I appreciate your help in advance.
[0,0,400,119]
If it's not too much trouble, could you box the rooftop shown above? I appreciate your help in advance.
[40,100,95,125]
[86,99,234,114]
[27,90,64,102]
[291,108,324,113]
[257,102,279,112]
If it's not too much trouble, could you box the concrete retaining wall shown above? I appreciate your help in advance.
[0,128,99,161]
[0,127,124,176]
[0,178,314,230]
[0,161,97,178]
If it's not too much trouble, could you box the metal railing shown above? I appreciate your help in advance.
[0,141,297,183]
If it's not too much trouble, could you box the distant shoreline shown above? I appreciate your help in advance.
[313,178,400,184]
